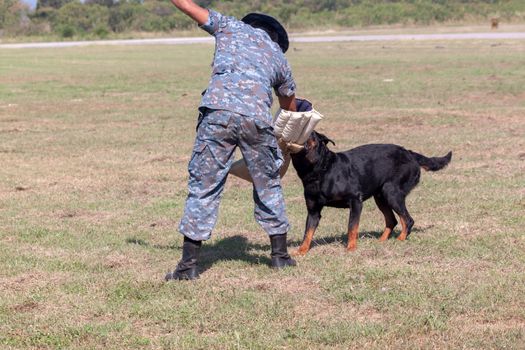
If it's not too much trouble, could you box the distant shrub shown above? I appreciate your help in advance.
[1,0,23,30]
[94,24,109,38]
[32,6,58,21]
[57,23,74,37]
[54,2,109,35]
[109,2,145,32]
[5,0,525,38]
[38,0,75,10]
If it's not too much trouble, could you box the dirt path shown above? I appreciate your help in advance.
[1,32,524,49]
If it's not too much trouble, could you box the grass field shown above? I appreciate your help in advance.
[1,38,524,349]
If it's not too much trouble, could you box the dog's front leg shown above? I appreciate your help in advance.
[294,209,321,256]
[347,200,363,251]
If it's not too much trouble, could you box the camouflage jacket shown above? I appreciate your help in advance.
[199,9,296,126]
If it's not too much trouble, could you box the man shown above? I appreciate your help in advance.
[165,0,298,281]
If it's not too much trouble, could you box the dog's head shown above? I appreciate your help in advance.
[291,131,335,172]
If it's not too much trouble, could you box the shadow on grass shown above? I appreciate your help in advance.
[125,238,178,250]
[125,235,272,273]
[125,226,429,274]
[198,236,271,273]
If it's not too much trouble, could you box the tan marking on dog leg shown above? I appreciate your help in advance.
[379,227,392,242]
[397,217,408,241]
[347,224,359,252]
[293,228,315,256]
[374,196,396,242]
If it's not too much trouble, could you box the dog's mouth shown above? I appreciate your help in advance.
[302,141,311,152]
[290,142,313,162]
[292,133,317,154]
[305,135,317,151]
[288,142,306,154]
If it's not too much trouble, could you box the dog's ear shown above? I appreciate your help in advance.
[317,132,335,146]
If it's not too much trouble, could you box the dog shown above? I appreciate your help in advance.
[290,131,452,254]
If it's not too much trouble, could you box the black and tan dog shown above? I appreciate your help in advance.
[290,131,452,254]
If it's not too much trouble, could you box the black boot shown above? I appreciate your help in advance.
[270,233,296,269]
[165,236,202,281]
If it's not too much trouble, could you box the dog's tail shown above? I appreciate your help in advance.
[409,150,452,171]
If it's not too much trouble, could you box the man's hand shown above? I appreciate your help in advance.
[171,0,209,25]
[278,94,296,112]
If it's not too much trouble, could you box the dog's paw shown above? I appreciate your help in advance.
[346,245,357,252]
[379,228,393,242]
[292,248,308,256]
[397,233,407,241]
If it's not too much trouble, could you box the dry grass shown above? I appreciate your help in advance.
[0,38,524,349]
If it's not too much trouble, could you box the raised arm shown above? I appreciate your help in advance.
[171,0,209,25]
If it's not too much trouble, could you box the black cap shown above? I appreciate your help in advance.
[241,13,289,53]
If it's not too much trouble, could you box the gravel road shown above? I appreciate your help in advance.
[1,32,524,49]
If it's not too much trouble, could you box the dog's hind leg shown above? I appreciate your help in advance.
[294,209,321,256]
[383,186,414,241]
[347,200,363,251]
[374,194,398,241]
[397,213,414,241]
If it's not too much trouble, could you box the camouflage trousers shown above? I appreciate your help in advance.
[179,109,290,241]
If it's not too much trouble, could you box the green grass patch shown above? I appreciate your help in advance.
[0,39,524,349]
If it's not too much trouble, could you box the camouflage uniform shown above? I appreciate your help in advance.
[179,10,296,241]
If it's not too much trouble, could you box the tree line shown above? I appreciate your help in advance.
[1,0,524,39]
